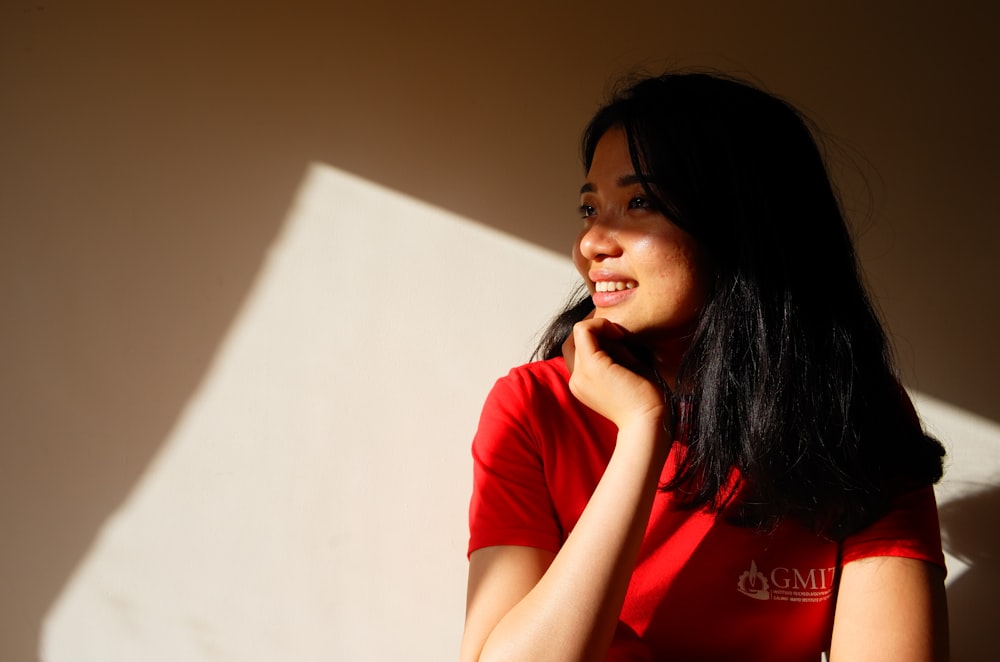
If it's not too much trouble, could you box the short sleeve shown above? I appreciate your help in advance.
[840,485,946,571]
[468,370,564,556]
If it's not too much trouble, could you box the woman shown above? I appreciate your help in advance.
[461,72,948,661]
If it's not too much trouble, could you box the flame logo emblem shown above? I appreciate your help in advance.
[737,560,770,600]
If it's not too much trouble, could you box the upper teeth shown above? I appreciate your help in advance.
[595,281,635,292]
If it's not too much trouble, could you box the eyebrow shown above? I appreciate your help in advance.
[579,173,653,195]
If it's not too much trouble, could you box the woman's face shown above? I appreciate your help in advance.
[573,128,710,347]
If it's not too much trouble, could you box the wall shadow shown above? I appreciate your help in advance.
[940,485,1000,661]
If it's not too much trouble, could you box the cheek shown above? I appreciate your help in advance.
[571,237,589,280]
[676,252,712,312]
[653,245,708,308]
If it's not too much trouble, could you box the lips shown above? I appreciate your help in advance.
[594,280,637,292]
[590,278,638,307]
[587,269,638,307]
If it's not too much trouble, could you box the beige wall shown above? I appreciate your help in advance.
[2,1,997,660]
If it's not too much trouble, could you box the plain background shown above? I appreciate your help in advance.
[3,1,998,660]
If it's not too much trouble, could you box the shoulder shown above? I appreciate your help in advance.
[481,358,574,417]
[841,485,946,571]
[497,357,571,392]
[474,357,610,458]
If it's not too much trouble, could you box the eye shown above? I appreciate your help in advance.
[628,197,650,210]
[578,204,596,219]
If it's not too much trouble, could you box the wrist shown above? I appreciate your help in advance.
[615,406,672,446]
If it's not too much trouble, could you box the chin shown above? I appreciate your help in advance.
[592,309,632,329]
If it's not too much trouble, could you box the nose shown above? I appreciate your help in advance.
[577,217,622,262]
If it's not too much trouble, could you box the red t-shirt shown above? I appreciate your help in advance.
[468,358,945,661]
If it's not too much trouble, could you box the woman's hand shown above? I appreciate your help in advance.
[465,322,673,662]
[564,317,668,432]
[464,318,674,662]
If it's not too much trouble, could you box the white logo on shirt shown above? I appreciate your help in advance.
[737,560,835,603]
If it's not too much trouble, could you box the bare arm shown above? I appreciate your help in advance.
[829,556,949,661]
[460,319,670,662]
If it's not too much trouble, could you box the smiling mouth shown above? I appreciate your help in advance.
[594,280,637,292]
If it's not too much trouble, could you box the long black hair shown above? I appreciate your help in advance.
[535,72,944,538]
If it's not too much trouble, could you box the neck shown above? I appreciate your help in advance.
[646,333,694,393]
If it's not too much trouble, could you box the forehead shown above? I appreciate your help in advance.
[582,128,650,194]
[588,128,632,173]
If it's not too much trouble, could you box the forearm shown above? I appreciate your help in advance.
[476,417,669,662]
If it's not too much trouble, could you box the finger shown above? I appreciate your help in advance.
[561,331,576,373]
[602,338,641,370]
[574,318,627,356]
[571,318,603,357]
[573,319,661,385]
[575,316,627,339]
[571,320,630,376]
